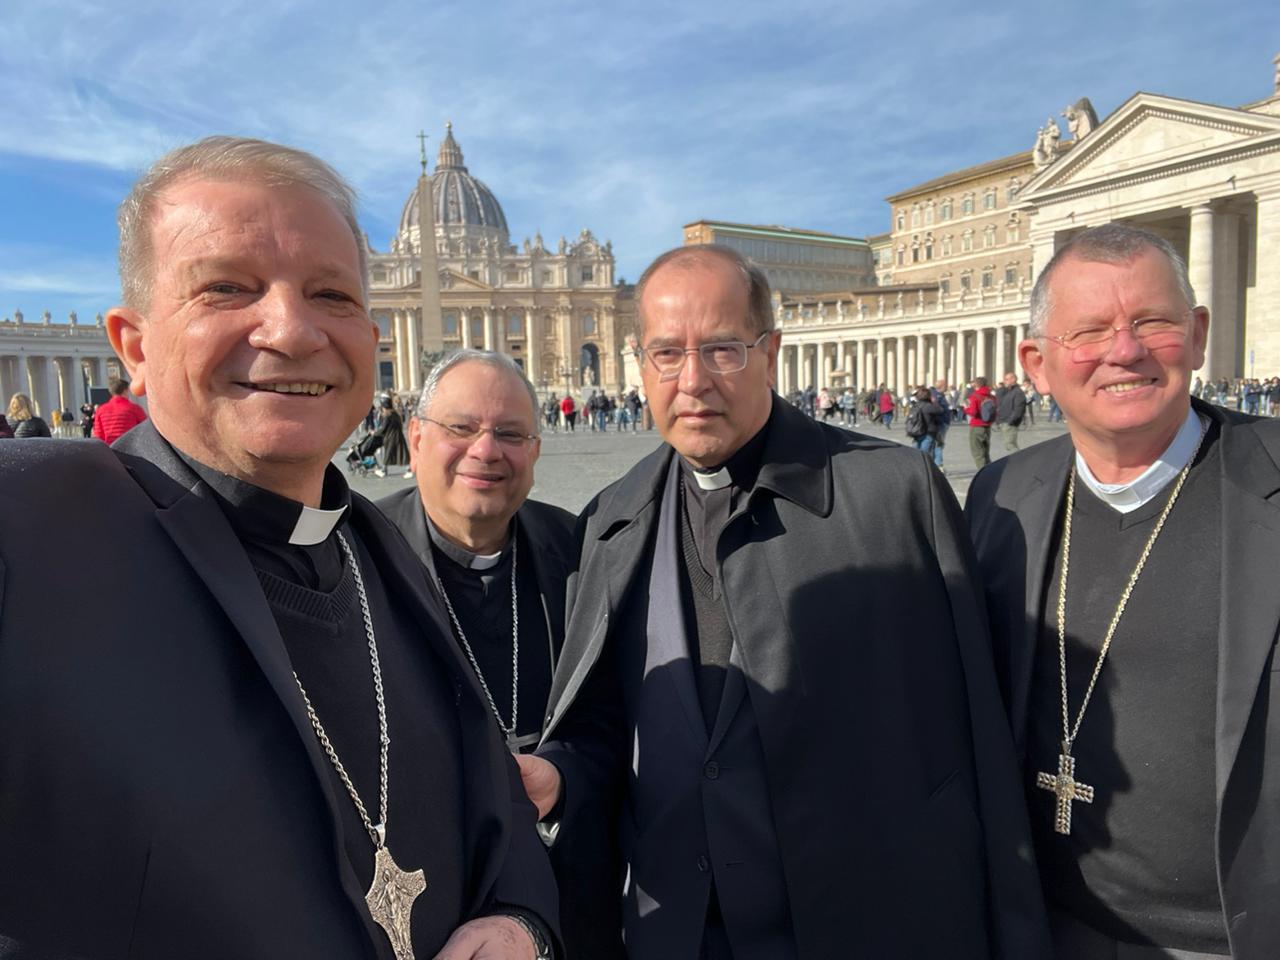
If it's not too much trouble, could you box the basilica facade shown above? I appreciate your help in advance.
[367,124,638,399]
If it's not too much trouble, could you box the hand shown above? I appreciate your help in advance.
[433,916,534,960]
[514,754,562,820]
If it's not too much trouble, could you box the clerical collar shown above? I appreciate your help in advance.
[1074,406,1205,514]
[424,511,511,570]
[178,451,351,545]
[679,418,770,496]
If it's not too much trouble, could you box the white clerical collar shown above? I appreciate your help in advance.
[1074,406,1204,514]
[690,466,732,491]
[424,512,507,570]
[288,504,348,546]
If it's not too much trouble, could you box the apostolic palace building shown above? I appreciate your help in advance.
[4,56,1280,416]
[765,53,1280,396]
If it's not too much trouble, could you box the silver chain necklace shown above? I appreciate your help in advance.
[1035,423,1206,836]
[293,530,426,960]
[436,535,534,751]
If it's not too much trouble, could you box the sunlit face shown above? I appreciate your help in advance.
[639,257,779,468]
[410,362,541,542]
[107,176,377,493]
[1020,248,1208,450]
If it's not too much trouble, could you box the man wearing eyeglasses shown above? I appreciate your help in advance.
[966,223,1280,959]
[377,348,619,960]
[517,243,1049,959]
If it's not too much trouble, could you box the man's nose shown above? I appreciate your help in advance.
[676,350,712,396]
[464,427,502,459]
[1100,323,1147,364]
[247,287,329,356]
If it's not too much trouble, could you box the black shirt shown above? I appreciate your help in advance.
[678,420,769,729]
[428,519,553,751]
[179,454,468,959]
[1028,423,1227,952]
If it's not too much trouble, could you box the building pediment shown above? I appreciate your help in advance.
[438,269,493,291]
[1020,93,1280,200]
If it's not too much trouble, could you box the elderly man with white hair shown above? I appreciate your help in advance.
[968,222,1280,960]
[0,137,556,960]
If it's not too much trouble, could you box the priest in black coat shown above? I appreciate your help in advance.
[0,137,555,960]
[966,223,1280,959]
[377,348,623,960]
[517,244,1049,959]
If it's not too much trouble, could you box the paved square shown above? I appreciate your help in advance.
[341,413,1069,514]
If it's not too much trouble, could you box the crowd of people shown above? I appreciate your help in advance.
[2,377,148,443]
[6,137,1280,960]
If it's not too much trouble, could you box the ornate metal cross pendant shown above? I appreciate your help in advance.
[1036,749,1095,835]
[365,845,427,960]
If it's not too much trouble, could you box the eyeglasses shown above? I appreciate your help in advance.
[1043,313,1191,361]
[421,416,538,448]
[639,330,774,382]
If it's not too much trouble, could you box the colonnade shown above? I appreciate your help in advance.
[776,320,1031,396]
[0,318,121,418]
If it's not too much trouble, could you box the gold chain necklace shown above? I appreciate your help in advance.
[1035,423,1206,835]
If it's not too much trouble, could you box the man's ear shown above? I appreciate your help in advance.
[1018,337,1050,396]
[407,416,422,472]
[106,306,147,396]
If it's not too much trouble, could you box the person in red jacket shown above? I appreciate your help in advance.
[964,376,996,468]
[92,378,148,444]
[559,392,577,431]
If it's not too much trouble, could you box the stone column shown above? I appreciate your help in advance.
[483,307,495,351]
[495,308,510,357]
[460,309,473,349]
[856,340,867,390]
[55,357,75,411]
[1212,210,1241,379]
[406,309,422,389]
[977,328,990,382]
[1188,203,1216,378]
[0,355,16,407]
[873,338,885,387]
[894,337,906,394]
[391,312,405,390]
[525,310,540,384]
[1251,190,1280,376]
[559,307,574,391]
[88,357,105,390]
[25,355,51,417]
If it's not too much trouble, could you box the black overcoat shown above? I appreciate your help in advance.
[0,423,557,959]
[540,396,1050,958]
[375,486,625,960]
[965,398,1280,959]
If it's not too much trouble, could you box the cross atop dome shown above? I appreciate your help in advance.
[437,122,466,171]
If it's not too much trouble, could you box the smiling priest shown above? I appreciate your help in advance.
[967,223,1280,960]
[0,137,557,960]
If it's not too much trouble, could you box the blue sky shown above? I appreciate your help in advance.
[1,0,1275,324]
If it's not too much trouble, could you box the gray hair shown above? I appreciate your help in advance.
[117,135,367,311]
[635,243,775,337]
[1029,222,1198,337]
[415,349,541,433]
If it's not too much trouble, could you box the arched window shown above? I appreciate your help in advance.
[443,311,459,336]
[508,311,524,336]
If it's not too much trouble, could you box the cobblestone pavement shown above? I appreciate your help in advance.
[340,414,1070,514]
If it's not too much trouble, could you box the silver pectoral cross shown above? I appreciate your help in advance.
[1036,746,1094,835]
[365,844,427,960]
[506,730,541,753]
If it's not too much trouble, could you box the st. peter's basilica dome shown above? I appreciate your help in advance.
[398,123,509,242]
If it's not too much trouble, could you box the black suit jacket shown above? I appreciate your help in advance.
[0,423,557,960]
[965,398,1280,960]
[541,396,1051,959]
[375,486,622,960]
[375,487,574,676]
